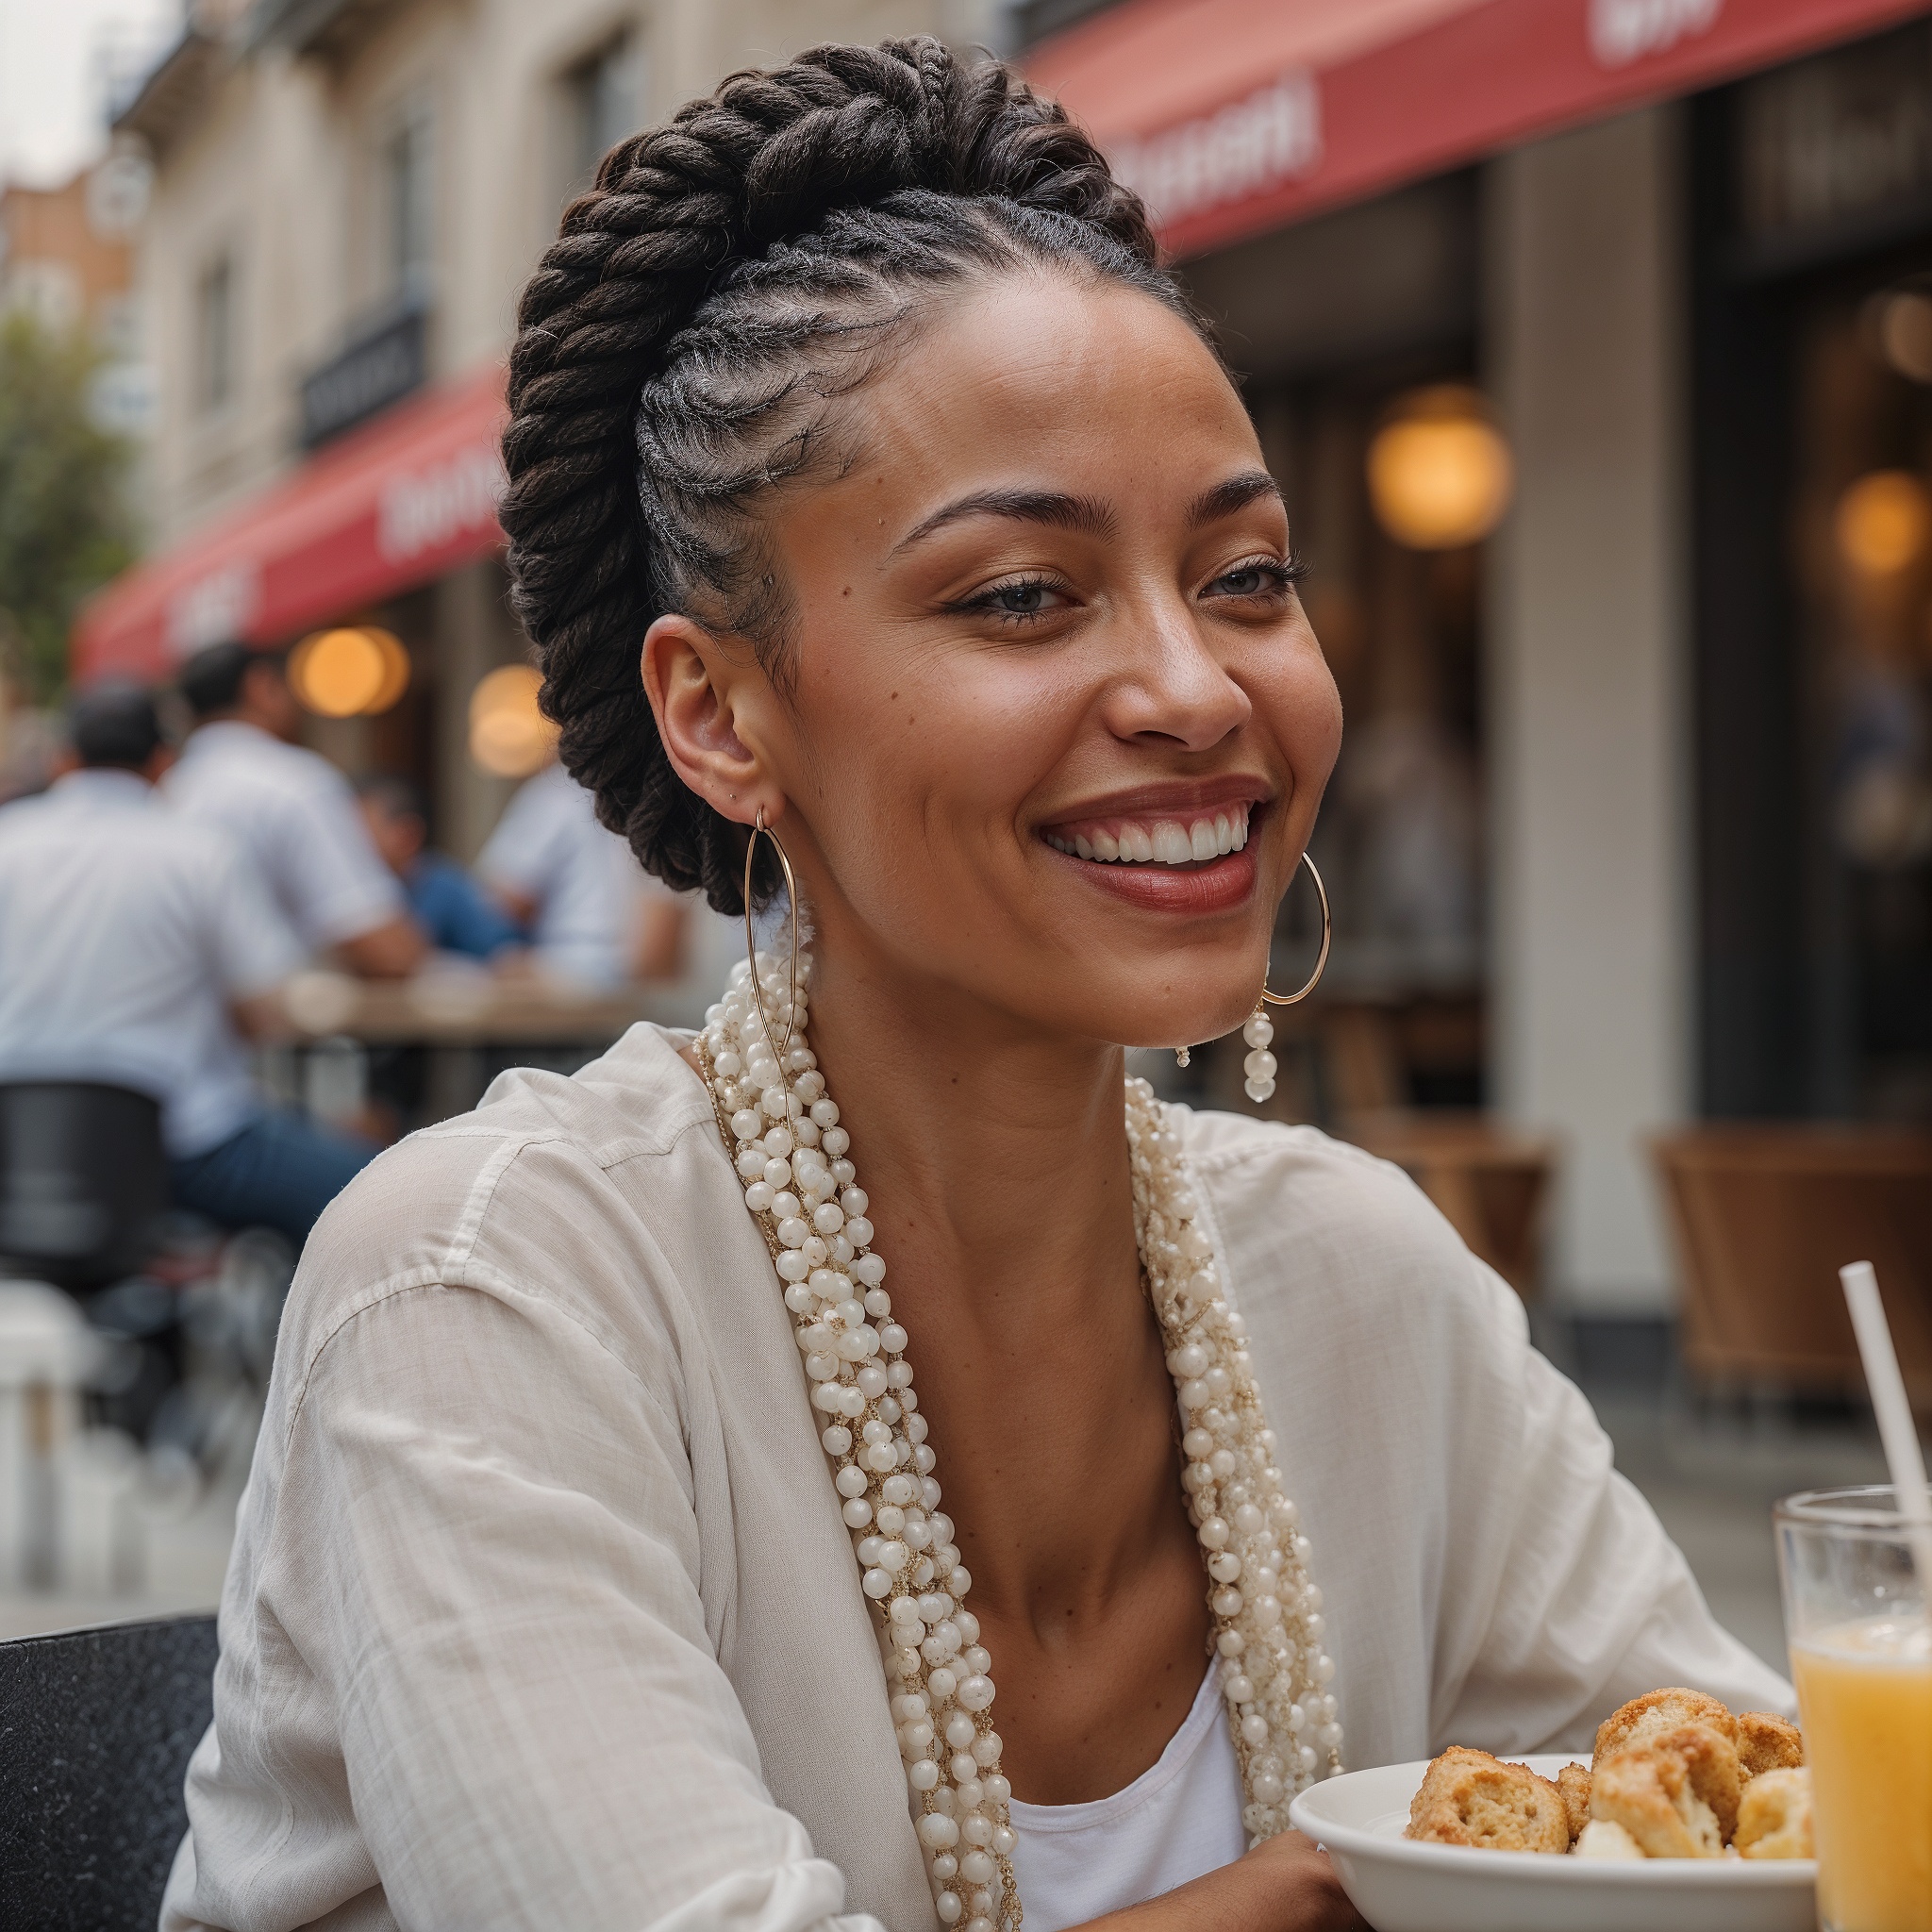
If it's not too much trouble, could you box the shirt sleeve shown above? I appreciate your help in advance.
[475,777,565,899]
[1427,1262,1796,1754]
[184,1274,881,1932]
[204,837,306,998]
[277,771,408,949]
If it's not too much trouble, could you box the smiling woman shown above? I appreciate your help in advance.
[161,38,1791,1932]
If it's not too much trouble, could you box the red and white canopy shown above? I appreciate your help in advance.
[73,360,508,685]
[1024,0,1930,258]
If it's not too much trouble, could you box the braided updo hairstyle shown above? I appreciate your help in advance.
[501,36,1205,914]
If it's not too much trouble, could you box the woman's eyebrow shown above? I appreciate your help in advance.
[891,488,1117,554]
[1188,470,1285,526]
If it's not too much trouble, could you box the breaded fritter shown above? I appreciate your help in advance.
[1404,1745,1570,1854]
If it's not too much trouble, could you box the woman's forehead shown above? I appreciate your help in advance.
[800,275,1262,549]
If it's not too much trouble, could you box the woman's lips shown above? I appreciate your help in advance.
[1055,843,1259,915]
[1036,796,1269,917]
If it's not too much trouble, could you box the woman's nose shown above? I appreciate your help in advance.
[1099,597,1252,752]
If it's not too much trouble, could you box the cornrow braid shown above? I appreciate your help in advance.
[502,37,1195,915]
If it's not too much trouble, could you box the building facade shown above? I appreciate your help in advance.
[1025,0,1932,1314]
[86,0,999,858]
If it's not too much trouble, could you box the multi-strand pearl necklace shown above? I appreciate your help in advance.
[698,946,1341,1932]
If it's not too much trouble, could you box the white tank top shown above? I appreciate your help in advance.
[1005,1661,1246,1931]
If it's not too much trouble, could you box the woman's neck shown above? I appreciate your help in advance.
[806,930,1138,1340]
[802,927,1191,1645]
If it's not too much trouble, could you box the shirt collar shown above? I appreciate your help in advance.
[52,768,156,808]
[182,719,276,758]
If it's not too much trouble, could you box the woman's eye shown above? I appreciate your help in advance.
[993,583,1050,614]
[958,577,1070,622]
[1208,560,1292,599]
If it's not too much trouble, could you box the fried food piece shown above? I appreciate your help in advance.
[1590,1724,1743,1857]
[1735,1768,1814,1859]
[1593,1688,1738,1769]
[1556,1763,1592,1843]
[1405,1746,1570,1854]
[1574,1819,1643,1859]
[1735,1711,1805,1778]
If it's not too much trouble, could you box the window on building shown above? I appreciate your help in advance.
[196,252,234,413]
[384,95,435,299]
[564,32,642,192]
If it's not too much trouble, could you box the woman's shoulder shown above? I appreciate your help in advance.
[280,1024,733,1367]
[1176,1104,1518,1340]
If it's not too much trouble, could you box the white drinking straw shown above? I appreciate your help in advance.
[1839,1260,1932,1592]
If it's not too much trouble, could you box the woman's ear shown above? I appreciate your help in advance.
[641,613,774,826]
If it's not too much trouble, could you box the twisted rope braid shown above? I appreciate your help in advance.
[502,37,1190,914]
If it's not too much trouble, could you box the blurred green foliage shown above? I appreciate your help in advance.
[0,311,135,703]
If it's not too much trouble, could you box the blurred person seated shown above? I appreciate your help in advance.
[0,684,375,1248]
[477,755,688,990]
[355,774,525,963]
[166,641,427,978]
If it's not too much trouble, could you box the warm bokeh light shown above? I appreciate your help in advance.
[1876,290,1932,384]
[289,625,410,717]
[1367,388,1514,550]
[1835,471,1932,579]
[468,663,557,777]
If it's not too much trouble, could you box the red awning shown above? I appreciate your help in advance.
[73,360,508,685]
[1025,0,1932,258]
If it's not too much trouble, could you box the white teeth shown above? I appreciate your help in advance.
[1044,803,1254,864]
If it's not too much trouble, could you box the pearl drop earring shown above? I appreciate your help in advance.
[1174,1046,1191,1069]
[1242,1008,1276,1104]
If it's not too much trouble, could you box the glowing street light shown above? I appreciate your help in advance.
[468,664,557,777]
[289,625,410,717]
[1835,471,1931,580]
[1367,387,1514,551]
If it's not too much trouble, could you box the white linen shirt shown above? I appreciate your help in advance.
[161,1025,1791,1932]
[165,721,404,953]
[476,761,646,991]
[0,770,301,1157]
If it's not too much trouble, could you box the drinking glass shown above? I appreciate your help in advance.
[1776,1487,1932,1932]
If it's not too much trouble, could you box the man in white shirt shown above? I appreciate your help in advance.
[0,685,375,1245]
[477,757,669,991]
[165,641,426,977]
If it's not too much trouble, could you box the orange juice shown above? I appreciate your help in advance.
[1791,1617,1932,1932]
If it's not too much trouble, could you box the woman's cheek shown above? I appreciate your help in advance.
[1265,644,1343,797]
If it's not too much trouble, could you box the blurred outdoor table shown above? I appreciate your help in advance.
[276,970,656,1047]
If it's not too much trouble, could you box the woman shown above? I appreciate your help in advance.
[163,40,1788,1932]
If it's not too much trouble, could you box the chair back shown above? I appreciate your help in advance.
[0,1613,216,1930]
[0,1084,169,1288]
[1652,1125,1932,1404]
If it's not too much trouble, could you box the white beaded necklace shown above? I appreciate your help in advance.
[698,944,1341,1932]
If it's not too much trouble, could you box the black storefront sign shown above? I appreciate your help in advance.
[300,302,426,448]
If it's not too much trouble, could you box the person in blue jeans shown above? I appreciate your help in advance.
[356,774,525,961]
[0,683,375,1251]
[170,1108,375,1248]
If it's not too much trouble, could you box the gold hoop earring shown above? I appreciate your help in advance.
[742,808,801,1067]
[1240,851,1330,1105]
[1174,852,1332,1084]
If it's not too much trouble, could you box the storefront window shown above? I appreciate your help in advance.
[1180,175,1487,1117]
[1693,20,1932,1122]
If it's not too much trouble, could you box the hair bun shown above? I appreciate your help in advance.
[502,38,1170,915]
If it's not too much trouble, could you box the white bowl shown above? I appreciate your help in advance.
[1288,1756,1817,1932]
